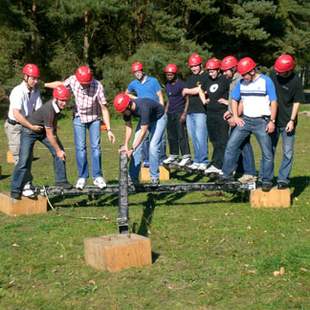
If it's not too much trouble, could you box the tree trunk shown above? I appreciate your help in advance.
[83,10,90,64]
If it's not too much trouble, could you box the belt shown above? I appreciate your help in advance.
[7,118,20,125]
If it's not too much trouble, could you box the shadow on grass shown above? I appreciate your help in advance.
[0,174,10,180]
[291,176,309,198]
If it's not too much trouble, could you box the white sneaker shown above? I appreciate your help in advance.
[22,182,36,198]
[178,157,191,167]
[198,163,208,171]
[75,178,86,189]
[188,162,200,170]
[205,165,222,174]
[163,156,178,165]
[93,176,107,189]
[238,174,257,184]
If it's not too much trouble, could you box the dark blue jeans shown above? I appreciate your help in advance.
[222,116,274,183]
[11,127,68,195]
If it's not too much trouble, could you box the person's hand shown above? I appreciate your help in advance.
[31,125,43,133]
[182,88,188,97]
[233,116,245,127]
[286,120,295,132]
[179,112,187,123]
[107,130,115,143]
[126,149,134,158]
[56,149,66,161]
[266,121,275,134]
[218,98,229,106]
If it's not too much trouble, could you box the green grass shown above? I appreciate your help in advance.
[0,107,310,309]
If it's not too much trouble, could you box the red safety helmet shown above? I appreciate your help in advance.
[205,57,221,70]
[22,64,40,78]
[75,65,93,84]
[164,64,178,74]
[237,57,256,75]
[188,53,202,67]
[53,85,71,101]
[274,54,295,73]
[114,93,131,113]
[131,62,143,73]
[220,55,238,71]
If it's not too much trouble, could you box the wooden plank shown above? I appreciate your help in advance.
[0,192,47,216]
[250,187,291,208]
[84,234,152,272]
[140,166,170,182]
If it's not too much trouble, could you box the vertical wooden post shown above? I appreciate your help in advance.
[118,148,129,234]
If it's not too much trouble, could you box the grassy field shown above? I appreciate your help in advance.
[0,106,310,310]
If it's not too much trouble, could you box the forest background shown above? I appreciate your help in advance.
[0,0,309,108]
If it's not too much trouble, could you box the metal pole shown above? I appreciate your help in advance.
[117,148,129,234]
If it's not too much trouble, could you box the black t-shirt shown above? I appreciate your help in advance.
[27,100,59,128]
[123,98,164,125]
[185,71,209,114]
[270,71,305,127]
[204,74,230,113]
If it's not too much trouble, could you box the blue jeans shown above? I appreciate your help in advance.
[73,117,102,179]
[129,114,167,181]
[271,127,295,184]
[11,127,68,195]
[142,132,167,164]
[186,113,208,164]
[222,116,274,183]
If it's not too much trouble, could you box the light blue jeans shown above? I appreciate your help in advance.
[222,116,274,183]
[73,116,102,179]
[129,114,167,182]
[186,113,208,164]
[272,127,295,184]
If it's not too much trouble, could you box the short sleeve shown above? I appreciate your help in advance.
[9,87,23,110]
[265,76,277,102]
[231,80,241,101]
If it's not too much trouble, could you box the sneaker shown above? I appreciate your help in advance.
[238,174,257,184]
[277,181,289,190]
[56,182,73,190]
[75,178,86,190]
[22,182,37,198]
[216,175,234,184]
[151,178,159,185]
[188,162,200,170]
[11,192,21,200]
[262,182,273,192]
[178,157,191,167]
[205,165,222,174]
[93,176,107,189]
[198,163,208,171]
[163,155,178,165]
[143,161,150,168]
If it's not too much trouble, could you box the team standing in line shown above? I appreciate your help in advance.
[5,53,304,199]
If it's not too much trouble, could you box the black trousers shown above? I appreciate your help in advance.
[207,111,229,169]
[167,112,190,156]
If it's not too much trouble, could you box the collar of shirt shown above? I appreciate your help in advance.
[52,99,60,114]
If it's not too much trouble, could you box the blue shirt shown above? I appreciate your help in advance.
[231,74,277,117]
[127,76,161,102]
[165,79,186,114]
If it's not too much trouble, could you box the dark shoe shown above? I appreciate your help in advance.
[11,192,21,200]
[143,161,150,168]
[55,182,73,189]
[262,182,273,192]
[151,178,159,186]
[216,175,234,184]
[277,182,289,190]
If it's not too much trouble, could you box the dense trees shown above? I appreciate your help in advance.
[0,0,309,104]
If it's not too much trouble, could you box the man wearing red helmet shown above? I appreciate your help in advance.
[45,65,115,190]
[11,85,72,199]
[113,93,167,185]
[4,64,44,197]
[181,53,210,170]
[270,54,305,189]
[162,63,191,166]
[218,57,278,192]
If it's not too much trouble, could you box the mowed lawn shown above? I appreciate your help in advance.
[0,106,309,310]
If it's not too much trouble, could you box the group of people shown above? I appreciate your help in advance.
[5,52,304,199]
[114,53,304,191]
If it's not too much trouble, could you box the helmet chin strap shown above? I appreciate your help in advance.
[23,75,33,90]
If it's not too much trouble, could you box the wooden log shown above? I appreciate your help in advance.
[84,233,152,272]
[140,166,170,182]
[250,187,291,208]
[7,150,15,164]
[0,192,47,216]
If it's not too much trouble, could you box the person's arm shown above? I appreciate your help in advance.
[286,102,300,132]
[182,86,200,96]
[232,99,244,127]
[13,109,43,132]
[101,104,115,143]
[266,100,277,133]
[180,95,189,123]
[157,90,164,106]
[44,81,63,89]
[45,127,66,160]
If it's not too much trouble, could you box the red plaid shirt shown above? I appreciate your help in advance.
[64,75,107,123]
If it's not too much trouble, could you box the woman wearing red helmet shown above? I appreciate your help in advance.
[11,85,72,200]
[270,54,305,189]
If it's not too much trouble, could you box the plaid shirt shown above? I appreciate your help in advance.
[64,75,107,123]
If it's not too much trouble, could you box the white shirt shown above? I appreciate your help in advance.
[8,81,42,121]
